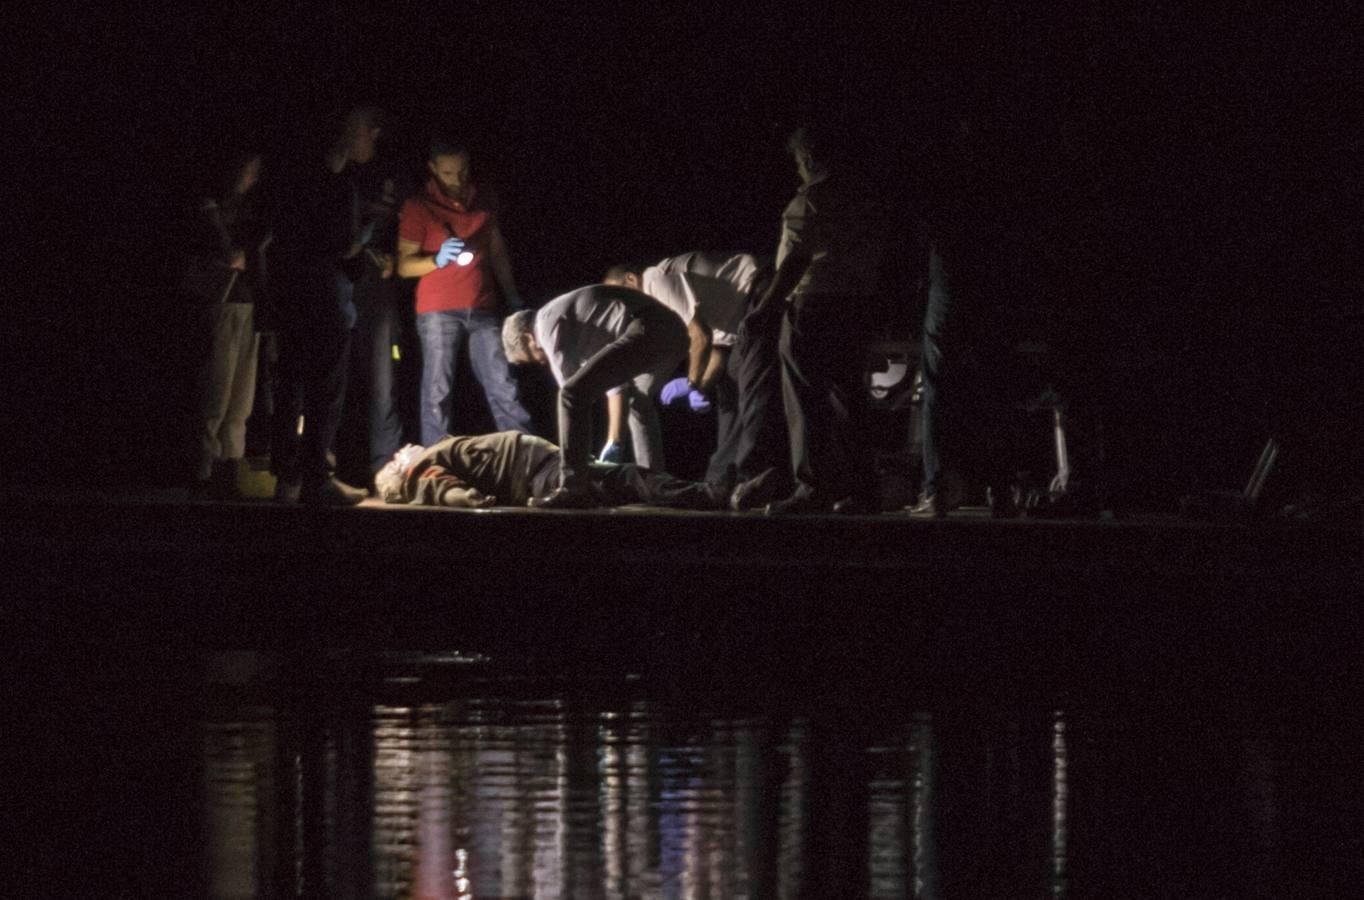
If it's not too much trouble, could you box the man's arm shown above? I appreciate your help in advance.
[488,224,522,310]
[696,345,730,394]
[396,237,441,279]
[684,316,712,386]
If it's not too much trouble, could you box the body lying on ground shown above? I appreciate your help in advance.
[374,430,725,510]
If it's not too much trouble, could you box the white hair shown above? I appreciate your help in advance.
[375,444,426,503]
[501,310,538,364]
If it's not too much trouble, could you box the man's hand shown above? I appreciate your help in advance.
[435,236,466,268]
[743,248,808,335]
[598,441,624,464]
[660,377,711,413]
[659,377,691,406]
[366,249,395,279]
[228,248,247,271]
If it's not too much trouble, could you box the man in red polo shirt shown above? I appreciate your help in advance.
[397,140,533,445]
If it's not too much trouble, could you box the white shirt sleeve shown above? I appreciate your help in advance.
[640,268,695,326]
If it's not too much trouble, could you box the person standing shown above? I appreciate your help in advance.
[909,118,1019,518]
[267,117,372,505]
[762,123,890,515]
[333,105,410,488]
[396,140,533,446]
[187,151,270,498]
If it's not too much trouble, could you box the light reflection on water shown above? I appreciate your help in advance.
[201,663,1079,900]
[197,655,1353,899]
[203,712,279,899]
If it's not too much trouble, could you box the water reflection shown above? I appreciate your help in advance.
[203,711,279,899]
[200,656,1342,899]
[204,667,1084,900]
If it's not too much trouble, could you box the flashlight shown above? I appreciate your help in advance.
[442,222,475,267]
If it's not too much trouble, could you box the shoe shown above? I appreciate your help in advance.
[763,493,826,515]
[730,467,786,512]
[905,492,947,519]
[528,485,600,510]
[274,477,301,504]
[702,481,732,510]
[299,477,367,506]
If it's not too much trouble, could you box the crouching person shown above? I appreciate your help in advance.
[374,431,724,510]
[500,285,688,509]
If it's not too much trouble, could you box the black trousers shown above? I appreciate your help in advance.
[590,461,722,509]
[703,348,741,486]
[527,452,720,509]
[921,244,1020,501]
[778,292,879,506]
[341,272,404,478]
[730,308,791,487]
[271,321,351,488]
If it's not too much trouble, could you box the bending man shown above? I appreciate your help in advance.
[603,251,762,486]
[501,284,687,508]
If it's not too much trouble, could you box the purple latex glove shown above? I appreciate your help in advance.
[660,377,711,413]
[686,389,712,413]
[659,376,691,406]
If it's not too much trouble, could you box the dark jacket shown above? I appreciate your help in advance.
[395,431,558,508]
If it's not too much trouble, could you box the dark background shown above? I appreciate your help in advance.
[3,10,1362,895]
[8,2,1360,511]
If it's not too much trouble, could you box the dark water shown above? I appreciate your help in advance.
[189,651,1364,900]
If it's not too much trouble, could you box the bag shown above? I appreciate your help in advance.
[180,255,240,304]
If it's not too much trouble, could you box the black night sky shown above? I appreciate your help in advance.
[11,3,1361,507]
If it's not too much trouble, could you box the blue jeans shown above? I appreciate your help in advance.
[417,309,532,446]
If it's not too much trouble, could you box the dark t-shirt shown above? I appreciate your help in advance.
[268,159,356,327]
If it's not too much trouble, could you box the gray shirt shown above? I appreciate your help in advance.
[776,171,886,298]
[533,284,664,386]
